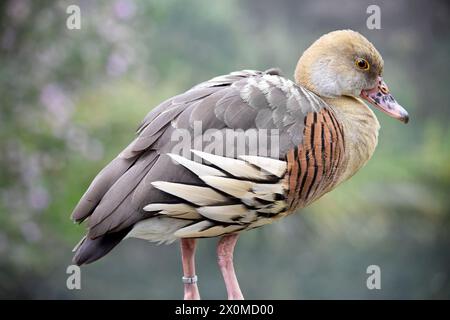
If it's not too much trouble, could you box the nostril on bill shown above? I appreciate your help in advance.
[379,85,389,94]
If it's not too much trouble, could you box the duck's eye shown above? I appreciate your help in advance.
[355,58,370,70]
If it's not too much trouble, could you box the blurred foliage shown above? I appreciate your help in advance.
[0,0,449,299]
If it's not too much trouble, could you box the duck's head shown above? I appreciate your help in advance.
[295,30,409,123]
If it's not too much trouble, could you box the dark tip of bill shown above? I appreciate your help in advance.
[402,114,410,124]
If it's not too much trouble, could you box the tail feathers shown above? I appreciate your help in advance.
[71,156,135,223]
[72,228,131,266]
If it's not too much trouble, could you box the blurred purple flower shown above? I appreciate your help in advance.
[114,0,136,21]
[40,84,74,130]
[21,154,42,187]
[27,186,50,211]
[107,52,129,76]
[65,127,104,161]
[97,18,127,43]
[7,0,30,24]
[20,221,42,243]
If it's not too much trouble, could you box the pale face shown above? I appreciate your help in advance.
[297,30,408,123]
[308,43,383,98]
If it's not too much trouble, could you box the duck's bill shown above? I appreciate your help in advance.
[360,77,409,124]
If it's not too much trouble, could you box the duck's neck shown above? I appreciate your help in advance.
[323,95,380,183]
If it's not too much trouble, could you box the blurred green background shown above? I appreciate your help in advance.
[0,0,449,299]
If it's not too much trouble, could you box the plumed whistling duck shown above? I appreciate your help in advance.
[71,30,409,299]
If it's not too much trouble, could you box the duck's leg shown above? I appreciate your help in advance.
[217,233,244,300]
[180,238,200,300]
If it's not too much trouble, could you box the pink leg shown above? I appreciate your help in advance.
[217,233,244,300]
[180,238,200,300]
